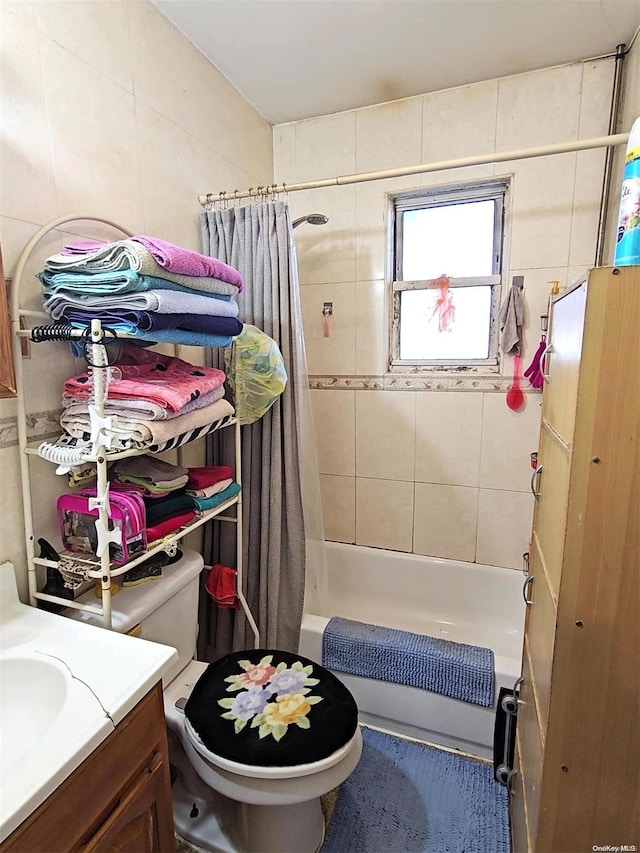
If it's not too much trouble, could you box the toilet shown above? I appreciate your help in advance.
[66,549,362,853]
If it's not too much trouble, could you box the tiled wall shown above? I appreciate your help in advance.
[275,58,616,570]
[2,5,631,592]
[0,0,273,599]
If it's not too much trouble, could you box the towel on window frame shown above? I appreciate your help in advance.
[499,285,524,355]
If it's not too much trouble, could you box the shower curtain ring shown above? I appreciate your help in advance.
[234,189,239,206]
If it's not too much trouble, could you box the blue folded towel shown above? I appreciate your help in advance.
[39,270,233,300]
[64,309,242,337]
[44,286,236,320]
[190,482,241,511]
[322,616,495,707]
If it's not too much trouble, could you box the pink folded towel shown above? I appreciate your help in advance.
[64,344,226,413]
[131,236,243,291]
[187,465,234,490]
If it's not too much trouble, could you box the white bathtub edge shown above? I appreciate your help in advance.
[299,612,520,760]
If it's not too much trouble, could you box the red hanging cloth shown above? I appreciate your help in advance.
[430,274,455,332]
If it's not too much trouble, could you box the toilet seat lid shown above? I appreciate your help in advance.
[184,649,358,768]
[184,717,360,779]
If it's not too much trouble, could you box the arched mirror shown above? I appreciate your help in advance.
[0,246,17,397]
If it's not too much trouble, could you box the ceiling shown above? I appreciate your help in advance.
[154,0,640,125]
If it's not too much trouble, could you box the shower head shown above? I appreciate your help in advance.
[292,213,329,229]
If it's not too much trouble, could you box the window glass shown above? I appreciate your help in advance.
[401,199,495,280]
[399,286,492,360]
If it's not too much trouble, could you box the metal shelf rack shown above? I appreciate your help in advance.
[10,215,259,644]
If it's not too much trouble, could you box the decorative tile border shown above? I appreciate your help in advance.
[0,409,62,450]
[26,409,63,442]
[309,374,542,393]
[0,417,18,450]
[309,375,384,390]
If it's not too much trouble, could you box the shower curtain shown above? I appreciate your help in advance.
[199,201,327,657]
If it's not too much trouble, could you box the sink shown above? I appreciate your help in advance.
[0,646,116,842]
[0,559,177,843]
[0,655,70,773]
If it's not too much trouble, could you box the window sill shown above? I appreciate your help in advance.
[388,363,500,374]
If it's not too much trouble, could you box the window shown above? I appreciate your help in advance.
[389,180,509,370]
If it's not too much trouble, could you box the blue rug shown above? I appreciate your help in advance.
[322,617,495,707]
[322,727,510,853]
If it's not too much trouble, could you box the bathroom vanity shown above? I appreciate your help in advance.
[0,560,178,851]
[2,685,173,852]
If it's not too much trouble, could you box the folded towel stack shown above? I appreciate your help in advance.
[185,465,240,510]
[110,456,189,498]
[39,234,244,347]
[140,465,241,541]
[59,344,235,452]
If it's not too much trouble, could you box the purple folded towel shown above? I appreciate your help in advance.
[61,236,244,292]
[131,236,243,291]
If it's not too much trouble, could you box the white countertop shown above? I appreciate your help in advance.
[0,561,178,842]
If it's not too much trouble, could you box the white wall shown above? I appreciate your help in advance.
[0,0,273,599]
[275,58,615,570]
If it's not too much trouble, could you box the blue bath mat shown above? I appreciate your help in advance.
[322,727,510,853]
[322,617,494,707]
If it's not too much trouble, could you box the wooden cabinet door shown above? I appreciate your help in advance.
[512,280,587,853]
[514,642,544,852]
[81,754,173,853]
[543,280,587,443]
[531,421,571,599]
[513,267,640,852]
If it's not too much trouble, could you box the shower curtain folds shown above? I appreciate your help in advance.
[199,201,326,657]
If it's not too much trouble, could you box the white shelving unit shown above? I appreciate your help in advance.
[10,215,259,644]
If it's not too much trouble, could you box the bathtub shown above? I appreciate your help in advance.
[298,542,525,760]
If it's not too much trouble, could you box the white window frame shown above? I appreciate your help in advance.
[388,179,510,372]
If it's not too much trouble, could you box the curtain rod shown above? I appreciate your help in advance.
[198,132,630,206]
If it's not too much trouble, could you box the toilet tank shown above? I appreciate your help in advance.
[64,549,204,685]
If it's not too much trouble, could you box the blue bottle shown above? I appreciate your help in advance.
[614,116,640,266]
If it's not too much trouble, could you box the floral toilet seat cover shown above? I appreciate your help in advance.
[184,649,359,767]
